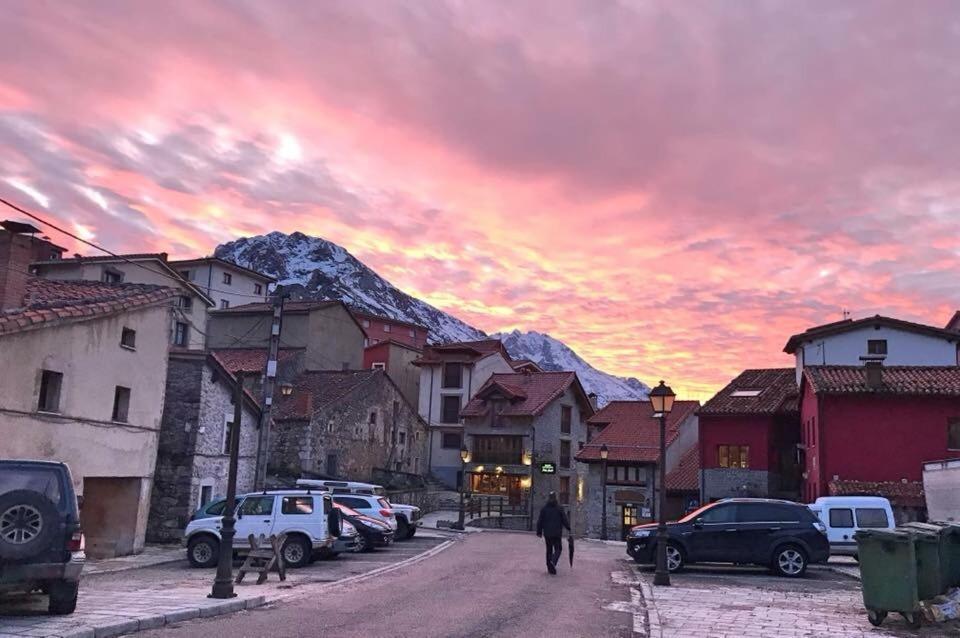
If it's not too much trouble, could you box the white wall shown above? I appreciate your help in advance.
[795,326,957,385]
[179,262,269,309]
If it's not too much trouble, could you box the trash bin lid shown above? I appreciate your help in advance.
[855,528,913,543]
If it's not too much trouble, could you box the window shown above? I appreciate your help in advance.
[362,319,370,328]
[730,390,762,398]
[383,324,391,333]
[399,431,406,445]
[222,272,232,285]
[207,499,229,516]
[829,508,854,528]
[738,504,799,523]
[561,406,572,434]
[372,362,386,370]
[101,268,124,283]
[408,328,416,338]
[199,485,213,508]
[699,504,737,524]
[442,363,463,389]
[856,508,889,529]
[441,395,461,423]
[867,339,888,355]
[395,461,402,471]
[239,496,274,516]
[560,440,571,469]
[112,386,131,422]
[368,411,377,426]
[254,283,262,295]
[335,496,368,510]
[281,496,314,515]
[120,327,136,349]
[173,322,189,346]
[472,435,523,464]
[38,370,63,412]
[559,476,570,505]
[176,296,193,311]
[949,418,960,450]
[326,453,338,477]
[220,299,230,309]
[718,445,749,469]
[222,416,236,455]
[441,432,462,449]
[178,270,191,281]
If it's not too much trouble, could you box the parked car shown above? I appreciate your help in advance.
[808,496,894,557]
[190,496,229,521]
[318,520,359,559]
[0,460,84,614]
[183,490,342,569]
[331,494,399,532]
[334,503,394,552]
[298,479,421,539]
[626,498,830,578]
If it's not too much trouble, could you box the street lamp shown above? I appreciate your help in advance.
[649,380,676,587]
[210,371,244,599]
[600,444,609,541]
[279,382,293,396]
[457,445,471,529]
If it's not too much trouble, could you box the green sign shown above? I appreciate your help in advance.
[539,462,556,474]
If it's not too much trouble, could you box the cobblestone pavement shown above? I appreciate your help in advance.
[0,535,450,638]
[629,562,960,637]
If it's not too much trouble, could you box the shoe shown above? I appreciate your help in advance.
[548,567,557,575]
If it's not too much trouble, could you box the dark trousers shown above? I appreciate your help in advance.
[544,536,563,569]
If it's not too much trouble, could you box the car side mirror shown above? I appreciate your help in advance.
[236,509,243,519]
[693,518,704,528]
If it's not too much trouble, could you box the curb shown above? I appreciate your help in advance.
[637,579,662,638]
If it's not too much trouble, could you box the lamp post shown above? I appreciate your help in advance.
[649,380,676,587]
[210,371,244,599]
[599,443,609,541]
[279,382,293,397]
[457,446,471,529]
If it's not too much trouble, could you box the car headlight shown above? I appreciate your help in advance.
[629,529,653,538]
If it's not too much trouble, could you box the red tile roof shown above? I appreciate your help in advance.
[363,339,423,354]
[0,278,177,336]
[829,479,925,508]
[577,400,699,463]
[666,445,700,492]
[460,371,591,417]
[510,359,544,372]
[784,315,959,354]
[212,348,304,373]
[273,370,382,420]
[413,339,509,365]
[805,366,960,396]
[350,308,430,332]
[699,368,798,416]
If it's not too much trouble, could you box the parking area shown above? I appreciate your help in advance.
[631,561,960,637]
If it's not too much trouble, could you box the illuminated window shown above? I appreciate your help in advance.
[718,445,749,469]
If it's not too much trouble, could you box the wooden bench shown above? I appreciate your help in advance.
[235,533,287,585]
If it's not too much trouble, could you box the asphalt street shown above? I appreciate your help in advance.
[141,532,635,638]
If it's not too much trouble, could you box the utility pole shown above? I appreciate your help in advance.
[210,371,243,599]
[254,287,286,490]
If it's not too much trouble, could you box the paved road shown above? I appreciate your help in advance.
[142,532,635,638]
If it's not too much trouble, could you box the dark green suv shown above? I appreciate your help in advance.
[0,460,84,614]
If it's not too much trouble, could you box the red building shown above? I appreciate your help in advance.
[351,309,429,350]
[800,365,960,507]
[698,369,801,501]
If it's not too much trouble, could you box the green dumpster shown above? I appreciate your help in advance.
[902,521,960,589]
[855,529,932,628]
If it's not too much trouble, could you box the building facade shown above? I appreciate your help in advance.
[352,309,429,350]
[363,339,422,408]
[169,256,274,310]
[147,351,260,543]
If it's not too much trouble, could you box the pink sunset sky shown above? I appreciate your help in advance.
[2,1,959,398]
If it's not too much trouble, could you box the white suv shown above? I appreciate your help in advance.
[297,479,422,539]
[183,490,341,568]
[331,494,399,532]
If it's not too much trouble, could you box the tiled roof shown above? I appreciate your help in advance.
[273,370,382,420]
[211,348,304,373]
[210,300,343,314]
[805,366,960,396]
[31,253,168,266]
[576,400,699,463]
[167,257,276,282]
[364,339,423,354]
[460,371,588,417]
[784,315,959,354]
[0,278,177,336]
[197,351,262,414]
[666,445,700,492]
[829,479,925,508]
[350,308,430,332]
[698,368,798,416]
[510,359,544,372]
[413,339,509,365]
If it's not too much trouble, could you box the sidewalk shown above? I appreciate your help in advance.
[84,545,184,575]
[419,509,483,532]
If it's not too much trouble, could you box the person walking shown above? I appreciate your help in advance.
[536,491,570,575]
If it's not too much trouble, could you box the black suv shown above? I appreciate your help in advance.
[626,498,829,577]
[0,460,84,614]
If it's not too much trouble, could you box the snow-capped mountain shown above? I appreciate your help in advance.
[215,231,648,403]
[496,330,650,406]
[215,231,484,343]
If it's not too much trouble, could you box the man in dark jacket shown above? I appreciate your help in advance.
[536,492,570,574]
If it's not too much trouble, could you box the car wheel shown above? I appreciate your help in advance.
[406,526,417,540]
[187,535,220,568]
[0,490,59,561]
[47,580,78,615]
[396,518,410,540]
[665,542,685,573]
[772,545,808,578]
[355,534,370,553]
[281,535,312,568]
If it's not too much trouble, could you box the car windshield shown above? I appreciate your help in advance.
[334,502,361,517]
[0,466,63,505]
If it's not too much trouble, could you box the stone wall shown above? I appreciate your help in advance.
[582,463,656,539]
[702,468,776,501]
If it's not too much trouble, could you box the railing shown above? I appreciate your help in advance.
[464,493,529,519]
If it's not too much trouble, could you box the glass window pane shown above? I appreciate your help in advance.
[700,504,736,523]
[281,496,313,515]
[240,496,274,516]
[855,508,889,528]
[718,445,729,468]
[829,508,854,528]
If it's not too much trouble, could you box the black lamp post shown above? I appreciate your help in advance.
[457,445,471,529]
[649,379,676,587]
[599,444,609,541]
[210,371,244,599]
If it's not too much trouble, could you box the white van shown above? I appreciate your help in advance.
[808,496,895,557]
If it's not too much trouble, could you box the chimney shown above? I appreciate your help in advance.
[0,221,38,311]
[588,392,598,410]
[860,355,885,389]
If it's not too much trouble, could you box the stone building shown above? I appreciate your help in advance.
[146,351,261,543]
[270,369,429,482]
[459,371,595,533]
[363,339,422,408]
[577,400,699,540]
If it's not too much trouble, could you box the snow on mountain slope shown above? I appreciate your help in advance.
[215,231,648,403]
[495,330,650,406]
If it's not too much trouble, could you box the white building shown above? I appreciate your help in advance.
[784,315,960,385]
[412,340,514,488]
[169,256,274,310]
